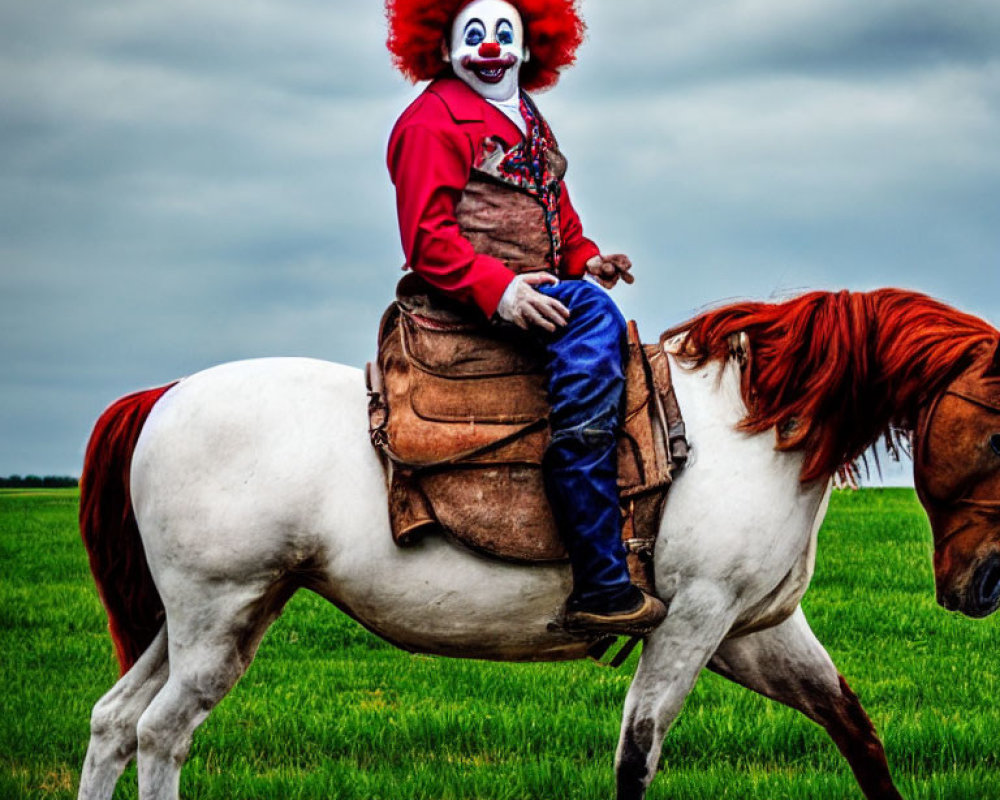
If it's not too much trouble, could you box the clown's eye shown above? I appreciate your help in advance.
[464,21,486,46]
[991,433,1000,456]
[497,20,515,45]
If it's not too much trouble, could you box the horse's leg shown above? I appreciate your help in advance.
[77,628,169,800]
[708,607,903,800]
[134,577,295,800]
[615,584,738,800]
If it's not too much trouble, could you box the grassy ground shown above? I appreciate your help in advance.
[1,487,997,799]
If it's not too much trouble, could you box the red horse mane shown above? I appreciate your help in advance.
[670,289,998,483]
[385,0,585,92]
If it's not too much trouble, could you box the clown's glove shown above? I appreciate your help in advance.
[496,273,570,333]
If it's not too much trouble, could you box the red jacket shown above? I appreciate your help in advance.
[387,78,600,317]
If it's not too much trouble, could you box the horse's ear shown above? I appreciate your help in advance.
[984,338,1000,378]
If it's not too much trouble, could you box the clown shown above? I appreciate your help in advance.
[385,0,666,636]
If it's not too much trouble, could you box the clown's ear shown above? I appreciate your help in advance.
[984,338,1000,378]
[523,44,530,63]
[441,38,450,63]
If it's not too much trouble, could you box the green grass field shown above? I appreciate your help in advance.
[1,488,997,799]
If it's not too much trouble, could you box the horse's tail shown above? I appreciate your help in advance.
[79,382,178,676]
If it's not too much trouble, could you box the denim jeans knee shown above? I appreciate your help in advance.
[535,281,627,434]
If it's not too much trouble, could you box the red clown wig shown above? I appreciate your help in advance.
[386,0,586,92]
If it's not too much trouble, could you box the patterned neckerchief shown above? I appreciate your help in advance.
[495,92,563,268]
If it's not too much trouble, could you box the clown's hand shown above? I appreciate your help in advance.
[496,273,570,332]
[586,254,634,289]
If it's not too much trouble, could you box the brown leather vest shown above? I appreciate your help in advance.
[454,136,567,275]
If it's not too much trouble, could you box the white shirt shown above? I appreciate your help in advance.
[487,95,527,136]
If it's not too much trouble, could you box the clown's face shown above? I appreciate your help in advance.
[446,0,528,102]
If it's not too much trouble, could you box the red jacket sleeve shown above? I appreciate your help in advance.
[388,122,515,318]
[557,182,600,279]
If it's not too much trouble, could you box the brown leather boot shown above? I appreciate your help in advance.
[563,589,667,637]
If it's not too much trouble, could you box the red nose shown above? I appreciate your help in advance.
[478,42,502,58]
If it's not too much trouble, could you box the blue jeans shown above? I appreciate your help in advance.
[536,280,635,611]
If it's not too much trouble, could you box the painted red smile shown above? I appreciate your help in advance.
[461,54,518,84]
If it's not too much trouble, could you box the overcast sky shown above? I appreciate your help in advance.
[1,0,998,483]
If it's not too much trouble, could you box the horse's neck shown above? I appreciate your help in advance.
[667,351,748,433]
[662,351,827,617]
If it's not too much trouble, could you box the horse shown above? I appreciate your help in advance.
[75,288,1000,800]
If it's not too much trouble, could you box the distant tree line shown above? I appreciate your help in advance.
[0,475,78,488]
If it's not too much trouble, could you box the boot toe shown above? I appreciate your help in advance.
[563,591,667,637]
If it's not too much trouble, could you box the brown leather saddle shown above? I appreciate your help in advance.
[367,275,689,594]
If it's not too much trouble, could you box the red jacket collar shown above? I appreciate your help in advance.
[426,78,524,142]
[427,77,486,123]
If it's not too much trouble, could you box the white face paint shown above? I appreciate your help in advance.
[446,0,528,102]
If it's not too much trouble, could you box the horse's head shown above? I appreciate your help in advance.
[914,338,1000,618]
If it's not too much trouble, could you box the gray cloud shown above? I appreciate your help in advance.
[581,1,1000,88]
[1,0,997,482]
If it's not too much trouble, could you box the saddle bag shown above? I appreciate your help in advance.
[367,276,688,592]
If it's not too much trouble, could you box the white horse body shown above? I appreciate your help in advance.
[82,352,884,800]
[133,354,823,657]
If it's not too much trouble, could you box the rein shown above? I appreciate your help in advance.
[944,389,1000,416]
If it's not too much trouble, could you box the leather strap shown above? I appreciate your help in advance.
[944,389,1000,416]
[648,341,689,466]
[380,416,548,470]
[586,634,642,668]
